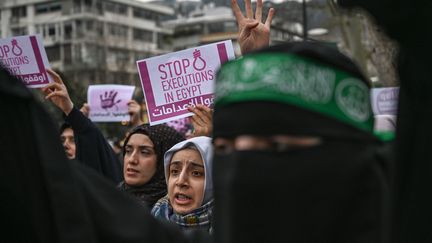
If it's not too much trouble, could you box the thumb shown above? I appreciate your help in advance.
[243,21,259,36]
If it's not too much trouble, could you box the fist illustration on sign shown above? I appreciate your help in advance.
[100,90,121,110]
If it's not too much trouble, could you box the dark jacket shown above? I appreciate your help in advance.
[65,106,123,183]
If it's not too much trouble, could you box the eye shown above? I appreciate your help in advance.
[140,149,152,155]
[125,147,132,154]
[170,169,180,176]
[192,170,204,177]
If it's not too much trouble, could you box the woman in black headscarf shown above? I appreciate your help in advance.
[211,42,391,243]
[118,124,185,209]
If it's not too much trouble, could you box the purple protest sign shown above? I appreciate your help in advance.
[0,34,52,88]
[88,85,136,122]
[136,40,235,125]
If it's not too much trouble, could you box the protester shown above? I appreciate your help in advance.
[119,124,185,209]
[152,136,214,234]
[211,41,391,242]
[337,1,432,242]
[59,122,76,160]
[42,69,123,183]
[0,66,203,243]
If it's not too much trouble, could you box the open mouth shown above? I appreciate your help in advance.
[126,168,139,175]
[175,193,192,203]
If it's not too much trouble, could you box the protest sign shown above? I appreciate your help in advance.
[0,34,52,88]
[137,40,235,125]
[88,85,135,122]
[371,87,399,115]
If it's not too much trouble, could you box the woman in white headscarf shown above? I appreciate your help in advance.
[151,136,213,234]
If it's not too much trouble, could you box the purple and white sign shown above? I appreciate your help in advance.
[88,85,135,122]
[371,87,399,115]
[0,34,52,88]
[137,40,235,125]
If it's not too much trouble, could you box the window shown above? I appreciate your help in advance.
[133,28,153,42]
[108,24,128,37]
[64,23,72,40]
[133,8,156,21]
[224,21,237,32]
[11,27,27,36]
[208,22,224,34]
[64,44,72,64]
[35,2,62,14]
[74,44,82,62]
[11,6,27,18]
[105,1,127,15]
[46,45,60,61]
[48,25,56,36]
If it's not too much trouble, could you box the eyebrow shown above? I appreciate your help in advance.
[170,161,204,168]
[125,145,154,150]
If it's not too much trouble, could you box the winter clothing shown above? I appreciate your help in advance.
[212,42,391,243]
[65,105,122,183]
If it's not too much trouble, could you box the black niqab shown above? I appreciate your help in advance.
[212,43,391,243]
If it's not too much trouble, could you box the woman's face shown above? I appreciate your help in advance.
[167,148,205,215]
[123,134,157,186]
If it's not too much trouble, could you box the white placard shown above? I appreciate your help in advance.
[0,34,52,88]
[88,85,135,122]
[137,40,235,125]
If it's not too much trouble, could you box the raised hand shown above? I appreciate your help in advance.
[42,69,74,115]
[127,99,144,127]
[232,0,275,55]
[188,104,213,138]
[80,103,90,117]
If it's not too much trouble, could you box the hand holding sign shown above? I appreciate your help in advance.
[232,0,275,55]
[188,104,213,138]
[42,69,74,115]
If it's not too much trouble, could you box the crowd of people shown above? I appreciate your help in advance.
[2,0,429,242]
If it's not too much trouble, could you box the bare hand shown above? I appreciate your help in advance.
[80,103,90,117]
[232,0,275,55]
[127,99,144,127]
[188,104,213,138]
[42,69,74,115]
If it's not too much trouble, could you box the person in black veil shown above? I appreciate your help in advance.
[337,1,432,242]
[211,41,391,243]
[0,67,207,242]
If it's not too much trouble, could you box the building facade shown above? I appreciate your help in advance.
[0,0,175,86]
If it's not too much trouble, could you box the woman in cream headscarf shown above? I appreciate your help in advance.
[151,136,213,234]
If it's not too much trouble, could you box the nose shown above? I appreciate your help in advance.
[63,139,70,149]
[175,168,189,187]
[127,150,139,165]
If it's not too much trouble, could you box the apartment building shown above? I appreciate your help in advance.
[0,0,175,85]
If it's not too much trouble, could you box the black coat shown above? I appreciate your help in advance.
[0,68,209,243]
[65,106,123,183]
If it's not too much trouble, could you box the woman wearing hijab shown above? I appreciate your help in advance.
[151,136,214,234]
[43,69,122,183]
[211,42,391,243]
[119,124,185,209]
